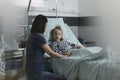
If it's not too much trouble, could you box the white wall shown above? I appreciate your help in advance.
[0,0,2,35]
[78,0,99,16]
[29,0,80,17]
[78,26,104,46]
[78,0,104,46]
[78,24,104,46]
[98,0,120,51]
[0,16,2,35]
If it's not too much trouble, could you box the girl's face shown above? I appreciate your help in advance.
[53,29,62,42]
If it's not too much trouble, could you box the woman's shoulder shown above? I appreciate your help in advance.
[31,33,46,41]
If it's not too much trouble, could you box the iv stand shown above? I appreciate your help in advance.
[27,0,32,14]
[56,0,58,18]
[25,0,32,40]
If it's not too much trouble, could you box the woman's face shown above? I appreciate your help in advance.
[53,29,62,42]
[44,22,48,31]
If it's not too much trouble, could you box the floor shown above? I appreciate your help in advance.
[0,74,5,80]
[0,68,25,80]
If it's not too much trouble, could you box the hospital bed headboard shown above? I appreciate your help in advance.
[43,18,82,45]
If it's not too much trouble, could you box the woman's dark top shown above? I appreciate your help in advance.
[26,33,47,77]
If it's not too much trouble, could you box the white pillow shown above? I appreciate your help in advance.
[64,23,82,45]
[43,18,82,45]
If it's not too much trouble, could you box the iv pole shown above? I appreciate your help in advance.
[21,0,32,68]
[24,0,32,48]
[56,0,58,18]
[27,0,32,14]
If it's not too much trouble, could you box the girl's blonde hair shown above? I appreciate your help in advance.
[49,25,63,41]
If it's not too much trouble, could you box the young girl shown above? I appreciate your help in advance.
[49,26,84,56]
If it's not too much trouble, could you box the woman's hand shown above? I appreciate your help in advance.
[61,55,68,58]
[42,44,69,58]
[44,56,51,60]
[64,51,72,56]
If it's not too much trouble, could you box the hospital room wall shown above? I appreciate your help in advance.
[78,0,120,51]
[0,15,2,35]
[78,0,103,46]
[67,18,102,46]
[0,0,2,35]
[78,0,99,16]
[78,26,104,46]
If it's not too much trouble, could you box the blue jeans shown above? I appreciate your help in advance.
[27,71,66,80]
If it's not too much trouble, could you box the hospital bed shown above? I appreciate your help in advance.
[18,18,120,80]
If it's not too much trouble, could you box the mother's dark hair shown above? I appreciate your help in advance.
[30,15,48,33]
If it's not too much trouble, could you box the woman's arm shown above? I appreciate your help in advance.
[42,44,67,58]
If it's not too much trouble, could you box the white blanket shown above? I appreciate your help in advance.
[50,48,120,80]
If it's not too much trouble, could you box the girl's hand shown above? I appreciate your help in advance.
[77,46,81,49]
[64,51,72,56]
[77,45,84,49]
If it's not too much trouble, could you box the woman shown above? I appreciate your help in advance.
[26,15,67,80]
